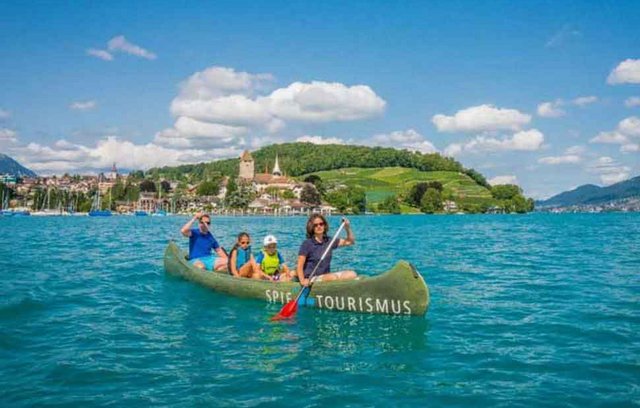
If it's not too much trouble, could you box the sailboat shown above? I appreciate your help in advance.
[88,190,112,217]
[151,181,167,216]
[1,187,30,217]
[32,187,61,216]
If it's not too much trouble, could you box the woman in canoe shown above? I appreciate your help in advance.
[228,232,271,280]
[297,214,357,286]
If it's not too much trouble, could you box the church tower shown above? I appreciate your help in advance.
[239,150,254,182]
[272,154,282,177]
[109,162,118,180]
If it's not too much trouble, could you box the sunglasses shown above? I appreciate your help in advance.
[239,241,250,245]
[200,221,211,225]
[313,222,325,227]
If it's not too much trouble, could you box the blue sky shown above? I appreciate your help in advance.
[0,0,639,198]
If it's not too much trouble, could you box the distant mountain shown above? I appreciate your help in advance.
[0,153,37,177]
[537,176,640,207]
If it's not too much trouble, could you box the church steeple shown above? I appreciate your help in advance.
[272,154,282,176]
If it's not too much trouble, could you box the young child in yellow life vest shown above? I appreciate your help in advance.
[255,235,294,282]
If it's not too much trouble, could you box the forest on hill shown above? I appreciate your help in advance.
[147,142,490,188]
[146,143,533,214]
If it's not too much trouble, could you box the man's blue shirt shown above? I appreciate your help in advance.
[188,228,220,260]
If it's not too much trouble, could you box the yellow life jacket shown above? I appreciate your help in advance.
[260,250,281,276]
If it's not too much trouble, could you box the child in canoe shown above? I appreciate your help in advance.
[255,235,294,282]
[228,232,271,280]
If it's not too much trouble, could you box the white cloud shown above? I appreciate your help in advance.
[177,66,273,100]
[591,131,629,144]
[607,59,640,85]
[0,108,11,120]
[537,101,565,118]
[265,81,385,122]
[591,116,640,153]
[155,117,248,149]
[621,143,640,153]
[538,155,581,164]
[171,95,273,127]
[538,145,585,165]
[625,96,640,108]
[173,116,247,140]
[488,175,518,186]
[296,135,346,145]
[545,24,581,48]
[618,116,640,136]
[537,96,597,118]
[107,35,157,60]
[588,156,631,185]
[444,129,545,156]
[69,100,97,111]
[432,104,531,133]
[572,96,598,106]
[160,66,385,150]
[10,136,241,175]
[86,48,113,61]
[0,128,18,144]
[565,145,586,155]
[371,129,437,153]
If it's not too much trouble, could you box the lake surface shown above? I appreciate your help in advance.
[1,214,638,407]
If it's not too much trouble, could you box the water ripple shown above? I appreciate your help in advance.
[0,214,639,406]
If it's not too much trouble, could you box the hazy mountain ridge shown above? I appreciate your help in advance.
[537,176,640,207]
[0,154,37,177]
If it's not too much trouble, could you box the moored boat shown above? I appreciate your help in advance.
[163,241,430,316]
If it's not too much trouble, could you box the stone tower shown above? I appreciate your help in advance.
[239,150,254,182]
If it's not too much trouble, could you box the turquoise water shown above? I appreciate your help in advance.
[1,214,638,407]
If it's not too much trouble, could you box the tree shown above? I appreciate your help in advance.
[197,180,220,196]
[420,189,443,213]
[226,177,238,198]
[111,180,126,201]
[407,182,429,207]
[491,184,522,200]
[139,179,156,193]
[464,168,490,189]
[124,182,140,202]
[265,186,280,199]
[300,184,321,205]
[379,194,401,214]
[129,170,145,180]
[160,180,171,193]
[281,189,295,199]
[324,186,366,214]
[226,185,253,209]
[303,174,325,195]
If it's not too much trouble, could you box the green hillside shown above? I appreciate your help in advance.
[147,142,491,189]
[303,167,497,211]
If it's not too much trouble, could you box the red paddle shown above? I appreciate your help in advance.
[271,220,346,321]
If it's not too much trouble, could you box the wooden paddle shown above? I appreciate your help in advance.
[271,219,346,321]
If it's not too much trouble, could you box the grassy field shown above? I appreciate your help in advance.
[302,167,495,209]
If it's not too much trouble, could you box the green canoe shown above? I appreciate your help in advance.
[163,241,430,316]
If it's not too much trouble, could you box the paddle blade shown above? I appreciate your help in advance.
[271,299,298,321]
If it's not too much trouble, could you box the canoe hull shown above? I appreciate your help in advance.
[163,241,429,316]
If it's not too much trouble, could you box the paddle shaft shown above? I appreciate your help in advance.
[293,220,346,303]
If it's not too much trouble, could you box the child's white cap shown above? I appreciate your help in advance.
[263,235,278,246]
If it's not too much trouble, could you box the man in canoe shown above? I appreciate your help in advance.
[180,211,227,271]
[297,214,357,286]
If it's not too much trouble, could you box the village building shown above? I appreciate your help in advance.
[98,163,119,194]
[237,150,334,215]
[238,150,301,196]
